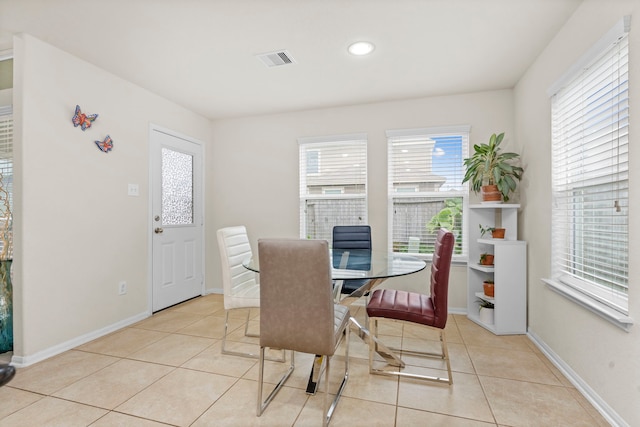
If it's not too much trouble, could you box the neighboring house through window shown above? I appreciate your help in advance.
[299,134,367,243]
[387,125,469,259]
[546,16,631,330]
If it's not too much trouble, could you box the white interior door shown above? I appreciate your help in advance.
[150,126,204,312]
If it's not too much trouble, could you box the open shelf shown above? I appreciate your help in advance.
[469,264,494,273]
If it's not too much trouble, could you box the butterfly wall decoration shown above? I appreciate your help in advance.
[72,105,98,130]
[95,135,113,153]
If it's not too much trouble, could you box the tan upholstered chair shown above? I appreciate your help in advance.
[366,228,455,384]
[257,238,350,427]
[216,226,284,360]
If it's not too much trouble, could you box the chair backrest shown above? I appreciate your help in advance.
[332,225,372,250]
[258,238,336,356]
[217,226,258,302]
[430,228,455,329]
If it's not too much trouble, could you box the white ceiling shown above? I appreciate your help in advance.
[0,0,582,120]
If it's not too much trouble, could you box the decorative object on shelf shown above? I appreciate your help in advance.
[95,135,113,153]
[0,166,12,353]
[479,253,494,266]
[72,105,98,131]
[479,224,506,239]
[483,280,495,297]
[478,299,495,325]
[462,132,523,202]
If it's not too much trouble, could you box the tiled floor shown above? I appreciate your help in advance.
[0,294,609,426]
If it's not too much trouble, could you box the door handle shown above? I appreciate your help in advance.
[154,227,164,234]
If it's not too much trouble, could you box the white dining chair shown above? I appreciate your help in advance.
[217,225,284,360]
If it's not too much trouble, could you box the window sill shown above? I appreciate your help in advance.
[542,278,633,332]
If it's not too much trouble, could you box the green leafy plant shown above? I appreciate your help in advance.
[426,198,462,254]
[426,198,462,233]
[462,132,523,202]
[477,298,494,310]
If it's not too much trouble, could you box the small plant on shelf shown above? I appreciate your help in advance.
[477,298,494,310]
[483,279,495,297]
[479,253,494,265]
[477,298,495,325]
[479,224,505,239]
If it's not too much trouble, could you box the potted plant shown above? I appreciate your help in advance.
[477,298,495,325]
[483,279,495,297]
[479,253,494,266]
[462,132,524,202]
[479,224,505,239]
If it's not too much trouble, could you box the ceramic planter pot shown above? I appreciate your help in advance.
[481,185,502,202]
[479,307,494,325]
[491,228,505,239]
[483,281,495,297]
[480,254,494,265]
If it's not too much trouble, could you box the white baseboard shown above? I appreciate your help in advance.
[527,329,627,427]
[449,307,467,315]
[10,310,150,368]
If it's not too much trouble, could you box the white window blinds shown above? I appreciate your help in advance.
[299,134,367,242]
[387,126,469,257]
[550,20,629,313]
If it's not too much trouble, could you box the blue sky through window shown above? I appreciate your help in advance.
[431,135,463,191]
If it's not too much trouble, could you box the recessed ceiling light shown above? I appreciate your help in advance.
[348,41,375,56]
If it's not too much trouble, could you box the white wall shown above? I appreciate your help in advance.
[12,34,212,364]
[515,1,640,425]
[208,90,516,311]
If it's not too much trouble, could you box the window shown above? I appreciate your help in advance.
[387,126,469,258]
[306,150,319,175]
[299,134,367,243]
[548,17,630,319]
[0,106,12,260]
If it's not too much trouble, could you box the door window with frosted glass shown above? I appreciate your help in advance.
[162,148,193,225]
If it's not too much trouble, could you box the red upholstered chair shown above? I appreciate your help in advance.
[366,228,455,384]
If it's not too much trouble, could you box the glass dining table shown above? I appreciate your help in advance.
[243,248,427,394]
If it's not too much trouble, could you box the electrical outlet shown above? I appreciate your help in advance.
[118,281,127,295]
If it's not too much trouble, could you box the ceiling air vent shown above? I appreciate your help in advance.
[256,50,295,68]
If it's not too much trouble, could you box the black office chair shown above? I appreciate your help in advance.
[332,225,372,297]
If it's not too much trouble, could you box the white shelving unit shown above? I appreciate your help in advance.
[467,204,527,335]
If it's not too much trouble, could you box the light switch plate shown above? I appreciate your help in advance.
[128,183,139,197]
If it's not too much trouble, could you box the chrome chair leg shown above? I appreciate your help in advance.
[325,325,349,427]
[257,348,295,416]
[222,309,284,361]
[368,317,452,384]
